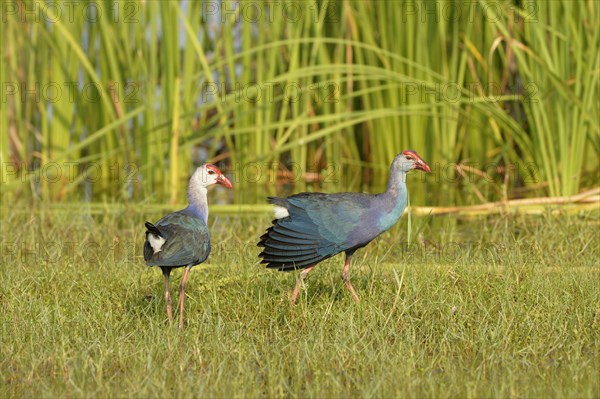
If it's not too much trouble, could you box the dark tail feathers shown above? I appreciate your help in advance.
[258,225,325,272]
[145,221,163,237]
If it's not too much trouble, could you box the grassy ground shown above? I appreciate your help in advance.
[1,206,598,398]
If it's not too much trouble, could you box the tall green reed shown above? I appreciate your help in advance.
[2,0,598,204]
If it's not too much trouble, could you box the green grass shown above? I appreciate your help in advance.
[1,206,598,398]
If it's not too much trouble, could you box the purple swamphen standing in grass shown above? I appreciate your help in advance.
[258,150,430,303]
[144,164,232,328]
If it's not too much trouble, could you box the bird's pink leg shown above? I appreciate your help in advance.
[163,270,173,322]
[291,265,315,304]
[178,266,191,329]
[342,255,360,302]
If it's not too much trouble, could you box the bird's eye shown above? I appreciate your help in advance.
[207,170,216,175]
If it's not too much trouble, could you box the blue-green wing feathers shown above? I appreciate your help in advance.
[144,212,210,268]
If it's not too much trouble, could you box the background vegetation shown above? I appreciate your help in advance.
[2,0,598,206]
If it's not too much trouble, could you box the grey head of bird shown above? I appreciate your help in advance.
[394,150,431,173]
[190,164,233,189]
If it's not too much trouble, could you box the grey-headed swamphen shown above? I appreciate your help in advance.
[258,150,430,303]
[144,164,232,328]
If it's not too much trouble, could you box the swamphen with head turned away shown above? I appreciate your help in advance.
[258,150,431,303]
[144,164,232,328]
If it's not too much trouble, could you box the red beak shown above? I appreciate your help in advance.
[402,150,431,173]
[415,158,431,173]
[216,174,233,188]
